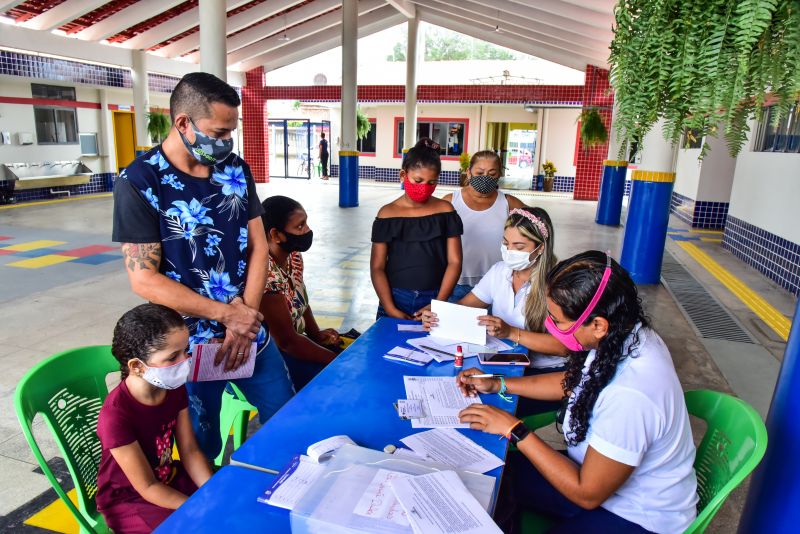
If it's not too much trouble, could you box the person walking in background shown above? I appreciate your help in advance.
[319,132,329,180]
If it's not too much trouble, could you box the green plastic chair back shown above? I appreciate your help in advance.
[214,382,257,466]
[683,390,767,533]
[518,390,767,534]
[14,345,118,534]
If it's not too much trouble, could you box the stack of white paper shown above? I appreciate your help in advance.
[389,471,502,534]
[400,429,504,474]
[384,346,434,366]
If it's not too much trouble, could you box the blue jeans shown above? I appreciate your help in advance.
[448,283,473,303]
[280,347,327,392]
[376,287,439,319]
[186,336,294,459]
[502,451,655,533]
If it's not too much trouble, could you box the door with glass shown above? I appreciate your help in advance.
[268,119,312,179]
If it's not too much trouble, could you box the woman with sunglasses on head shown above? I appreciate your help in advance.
[457,251,697,533]
[442,151,526,302]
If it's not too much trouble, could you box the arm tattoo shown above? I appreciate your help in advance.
[122,243,161,272]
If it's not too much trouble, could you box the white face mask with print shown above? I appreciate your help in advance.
[501,244,542,271]
[138,358,192,390]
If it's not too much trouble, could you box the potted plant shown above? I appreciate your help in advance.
[542,160,557,192]
[356,107,371,144]
[459,152,471,186]
[146,109,171,146]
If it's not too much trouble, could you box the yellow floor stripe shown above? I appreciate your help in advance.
[700,237,723,243]
[2,239,66,252]
[23,489,79,534]
[677,242,791,340]
[0,193,112,211]
[7,254,78,268]
[689,229,723,235]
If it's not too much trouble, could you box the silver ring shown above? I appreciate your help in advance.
[237,351,244,355]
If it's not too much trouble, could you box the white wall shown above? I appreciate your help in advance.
[729,123,800,242]
[674,148,702,199]
[539,108,580,177]
[0,75,172,174]
[696,133,736,202]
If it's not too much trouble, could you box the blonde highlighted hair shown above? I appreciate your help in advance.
[504,206,556,333]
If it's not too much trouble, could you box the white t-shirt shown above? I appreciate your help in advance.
[471,261,566,369]
[452,189,509,286]
[563,325,698,533]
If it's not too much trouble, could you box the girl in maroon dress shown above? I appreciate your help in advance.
[96,304,213,533]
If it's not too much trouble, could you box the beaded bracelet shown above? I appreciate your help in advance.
[497,376,513,403]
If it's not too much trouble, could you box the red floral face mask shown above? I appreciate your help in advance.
[404,177,437,203]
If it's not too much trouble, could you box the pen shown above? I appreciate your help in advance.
[471,373,506,379]
[419,344,456,357]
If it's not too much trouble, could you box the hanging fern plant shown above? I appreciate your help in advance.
[578,108,609,148]
[609,0,800,157]
[146,109,171,144]
[356,107,371,141]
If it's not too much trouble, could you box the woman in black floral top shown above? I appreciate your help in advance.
[259,196,340,390]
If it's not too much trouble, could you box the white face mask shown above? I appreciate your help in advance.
[139,357,192,390]
[501,244,541,271]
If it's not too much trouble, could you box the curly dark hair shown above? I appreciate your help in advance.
[546,250,649,446]
[112,304,187,379]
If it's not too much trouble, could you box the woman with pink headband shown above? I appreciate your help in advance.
[421,207,569,388]
[457,251,698,533]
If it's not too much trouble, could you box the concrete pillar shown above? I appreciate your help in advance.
[131,49,150,151]
[339,0,359,207]
[199,0,227,81]
[596,102,629,226]
[739,297,800,533]
[620,119,676,283]
[403,15,420,152]
[98,89,116,175]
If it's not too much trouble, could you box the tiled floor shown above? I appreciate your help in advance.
[0,179,794,532]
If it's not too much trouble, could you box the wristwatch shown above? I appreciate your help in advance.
[508,421,531,445]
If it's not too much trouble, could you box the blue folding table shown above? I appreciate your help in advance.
[158,318,526,532]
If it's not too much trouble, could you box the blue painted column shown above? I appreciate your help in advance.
[339,151,359,208]
[595,159,628,225]
[338,0,358,208]
[619,171,675,284]
[739,297,800,533]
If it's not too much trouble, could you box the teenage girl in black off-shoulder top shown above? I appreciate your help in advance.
[370,138,463,320]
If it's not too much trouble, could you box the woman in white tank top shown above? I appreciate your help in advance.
[443,151,525,302]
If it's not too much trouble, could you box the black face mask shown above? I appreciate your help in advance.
[279,230,313,252]
[469,174,499,194]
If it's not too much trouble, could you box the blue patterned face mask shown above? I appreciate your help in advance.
[179,117,234,166]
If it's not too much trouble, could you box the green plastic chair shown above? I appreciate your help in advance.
[14,346,117,534]
[213,382,257,466]
[518,390,768,533]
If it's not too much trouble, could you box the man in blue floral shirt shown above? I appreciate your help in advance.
[112,72,293,458]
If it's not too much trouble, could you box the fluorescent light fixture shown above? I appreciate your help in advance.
[51,29,67,36]
[0,15,15,25]
[278,33,291,42]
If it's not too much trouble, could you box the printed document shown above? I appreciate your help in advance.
[258,454,325,510]
[430,299,487,345]
[400,428,504,474]
[396,399,427,419]
[352,469,411,526]
[403,376,481,428]
[389,470,502,534]
[384,346,434,366]
[190,342,256,382]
